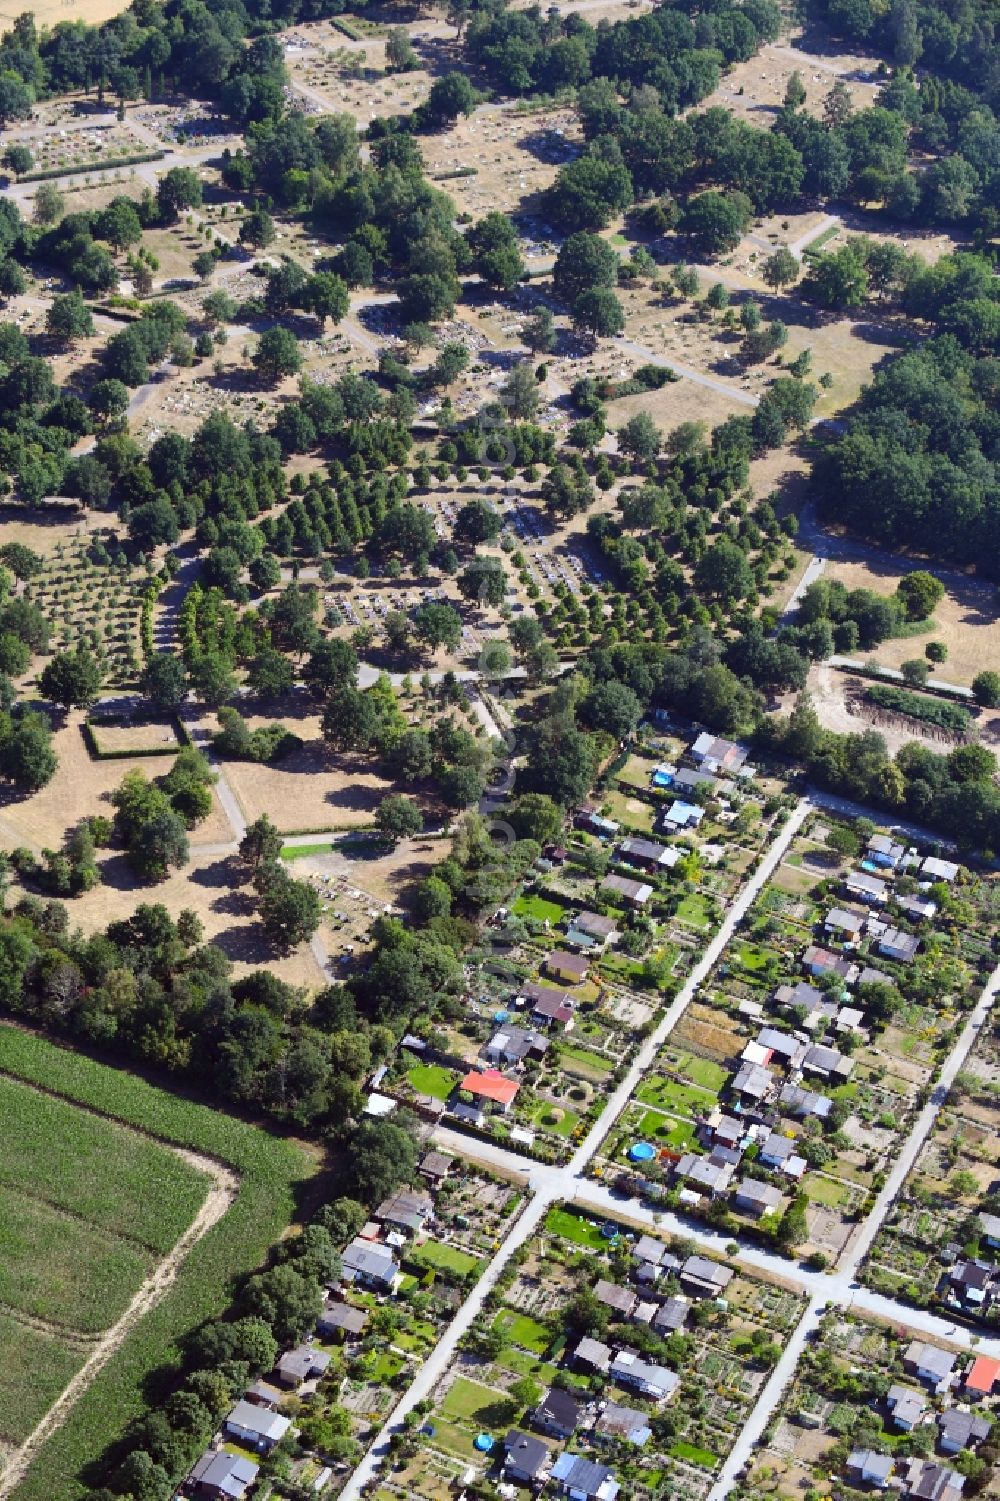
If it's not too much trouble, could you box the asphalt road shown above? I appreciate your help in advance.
[338,791,1000,1500]
[337,799,811,1500]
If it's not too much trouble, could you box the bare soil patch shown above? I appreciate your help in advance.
[803,663,980,754]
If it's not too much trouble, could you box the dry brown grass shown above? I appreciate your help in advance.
[0,712,231,853]
[420,104,581,219]
[201,709,397,835]
[90,721,181,755]
[700,38,881,125]
[53,849,325,985]
[825,557,1000,689]
[607,377,748,432]
[0,0,127,25]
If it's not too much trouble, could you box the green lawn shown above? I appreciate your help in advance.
[407,1063,457,1101]
[368,1350,405,1382]
[511,893,566,923]
[492,1309,552,1355]
[736,943,771,972]
[409,1239,483,1278]
[522,1100,580,1137]
[670,1441,719,1468]
[676,894,713,931]
[497,1348,560,1385]
[636,1108,697,1150]
[635,1074,718,1118]
[280,841,335,860]
[557,1043,613,1078]
[425,1416,481,1459]
[544,1206,616,1249]
[802,1173,853,1208]
[439,1375,510,1426]
[673,1053,728,1092]
[0,1025,313,1501]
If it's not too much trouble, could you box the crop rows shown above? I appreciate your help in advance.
[0,1026,315,1501]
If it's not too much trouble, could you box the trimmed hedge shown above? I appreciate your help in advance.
[329,15,363,37]
[21,150,164,183]
[82,714,190,760]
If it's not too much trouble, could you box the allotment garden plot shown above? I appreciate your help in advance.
[377,1204,805,1501]
[386,724,791,1163]
[743,1310,992,1501]
[591,807,995,1265]
[0,1072,211,1466]
[863,983,1000,1324]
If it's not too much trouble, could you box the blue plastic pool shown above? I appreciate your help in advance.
[474,1434,494,1453]
[629,1141,656,1162]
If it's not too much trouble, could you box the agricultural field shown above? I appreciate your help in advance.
[0,1025,313,1501]
[376,1205,805,1501]
[0,1073,212,1456]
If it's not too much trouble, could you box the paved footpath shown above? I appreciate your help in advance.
[339,793,1000,1500]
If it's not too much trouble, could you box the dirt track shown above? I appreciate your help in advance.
[0,1147,237,1500]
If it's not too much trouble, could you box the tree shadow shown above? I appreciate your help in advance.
[93,852,148,891]
[325,782,382,813]
[188,854,243,889]
[211,920,280,964]
[515,128,579,166]
[209,887,256,917]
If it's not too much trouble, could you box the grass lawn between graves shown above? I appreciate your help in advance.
[0,1024,314,1501]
